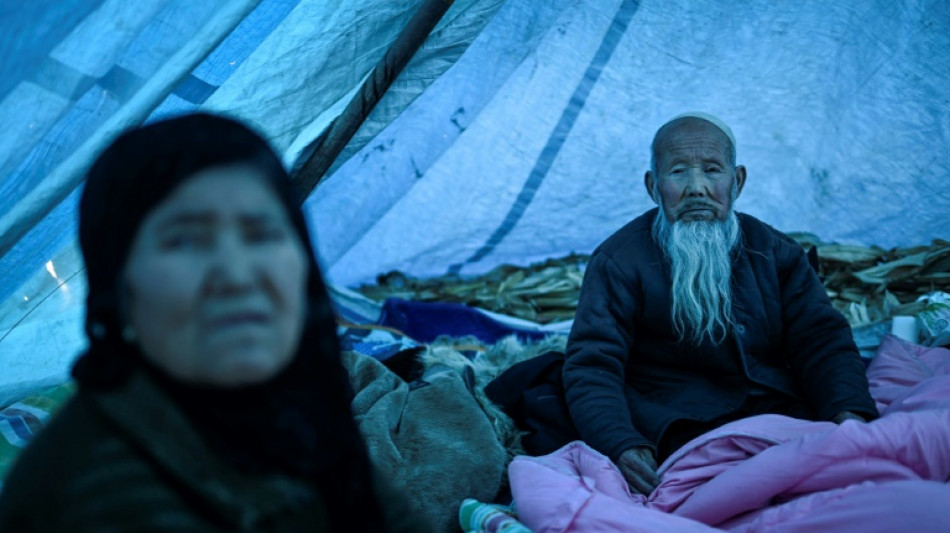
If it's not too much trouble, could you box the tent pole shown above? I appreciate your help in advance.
[291,0,454,201]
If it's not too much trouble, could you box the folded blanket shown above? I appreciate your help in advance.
[511,430,950,533]
[506,334,950,533]
[866,333,950,413]
[343,350,507,533]
[379,298,552,344]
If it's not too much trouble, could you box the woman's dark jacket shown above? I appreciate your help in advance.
[0,370,429,532]
[563,208,878,461]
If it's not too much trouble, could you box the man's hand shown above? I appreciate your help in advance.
[831,411,867,424]
[617,446,659,495]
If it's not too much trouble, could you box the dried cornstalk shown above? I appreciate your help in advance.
[358,240,949,327]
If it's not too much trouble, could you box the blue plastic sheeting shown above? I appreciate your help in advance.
[0,0,298,398]
[314,0,950,286]
[151,0,300,117]
[303,0,576,273]
[0,1,222,220]
[0,0,298,305]
[0,0,502,396]
[1,0,949,396]
[0,1,103,99]
[0,189,82,307]
[448,0,642,274]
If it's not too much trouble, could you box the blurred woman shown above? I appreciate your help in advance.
[0,113,430,532]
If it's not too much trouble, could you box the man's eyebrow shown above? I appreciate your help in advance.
[665,158,692,168]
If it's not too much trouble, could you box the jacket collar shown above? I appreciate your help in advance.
[91,369,317,528]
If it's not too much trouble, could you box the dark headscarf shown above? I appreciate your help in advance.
[73,113,385,531]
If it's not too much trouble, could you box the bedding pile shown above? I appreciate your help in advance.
[342,349,508,533]
[500,334,950,533]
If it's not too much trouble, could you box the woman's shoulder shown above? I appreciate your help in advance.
[0,384,212,531]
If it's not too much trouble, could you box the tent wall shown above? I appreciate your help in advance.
[0,0,501,306]
[0,0,948,395]
[0,0,261,262]
[312,0,950,286]
[0,0,506,398]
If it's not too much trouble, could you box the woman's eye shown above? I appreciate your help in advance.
[246,226,286,243]
[162,232,209,250]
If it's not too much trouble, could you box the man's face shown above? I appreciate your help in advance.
[646,118,745,223]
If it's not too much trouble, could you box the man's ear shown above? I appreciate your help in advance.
[644,171,658,204]
[734,165,747,198]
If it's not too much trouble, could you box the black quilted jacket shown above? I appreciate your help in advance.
[563,208,878,460]
[0,370,429,532]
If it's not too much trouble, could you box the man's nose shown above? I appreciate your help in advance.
[683,168,708,196]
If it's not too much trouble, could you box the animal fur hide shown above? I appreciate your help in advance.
[342,335,566,532]
[343,349,506,533]
[420,335,568,461]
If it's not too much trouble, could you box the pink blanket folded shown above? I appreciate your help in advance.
[509,335,950,533]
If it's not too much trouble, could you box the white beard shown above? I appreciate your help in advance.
[652,206,740,345]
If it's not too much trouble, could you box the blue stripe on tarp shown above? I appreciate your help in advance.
[1,3,217,219]
[98,65,143,101]
[147,0,301,122]
[0,0,103,100]
[447,0,640,274]
[173,74,218,104]
[32,57,97,101]
[191,0,301,85]
[0,0,301,308]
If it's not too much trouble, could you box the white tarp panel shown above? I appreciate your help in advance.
[313,0,950,286]
[0,0,504,398]
[1,0,948,396]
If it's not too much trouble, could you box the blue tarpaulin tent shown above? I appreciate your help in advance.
[1,0,948,403]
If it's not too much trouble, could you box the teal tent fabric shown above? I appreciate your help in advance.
[1,0,948,397]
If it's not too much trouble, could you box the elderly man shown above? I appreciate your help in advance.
[562,113,878,495]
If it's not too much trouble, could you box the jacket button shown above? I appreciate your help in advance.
[736,324,746,334]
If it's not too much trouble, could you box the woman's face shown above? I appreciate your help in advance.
[123,165,309,386]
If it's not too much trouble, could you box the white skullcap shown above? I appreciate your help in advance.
[667,111,737,155]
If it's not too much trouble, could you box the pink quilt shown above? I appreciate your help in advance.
[509,335,950,532]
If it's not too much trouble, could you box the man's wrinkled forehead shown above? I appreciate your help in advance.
[652,113,737,164]
[666,112,735,148]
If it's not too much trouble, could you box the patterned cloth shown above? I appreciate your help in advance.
[458,498,532,533]
[0,382,75,485]
[338,324,420,361]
